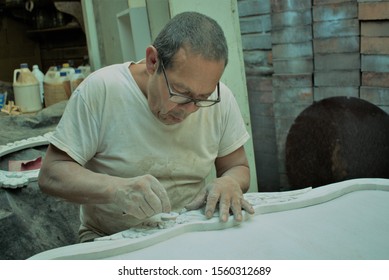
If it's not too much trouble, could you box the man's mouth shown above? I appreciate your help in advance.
[169,112,184,122]
[170,115,183,123]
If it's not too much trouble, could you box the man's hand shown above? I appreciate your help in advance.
[114,174,171,220]
[185,176,254,222]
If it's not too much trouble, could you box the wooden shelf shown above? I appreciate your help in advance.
[26,24,81,34]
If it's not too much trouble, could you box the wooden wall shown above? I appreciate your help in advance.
[238,0,389,191]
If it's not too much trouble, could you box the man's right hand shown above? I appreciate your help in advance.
[114,174,171,220]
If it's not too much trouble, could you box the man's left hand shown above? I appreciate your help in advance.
[186,176,255,222]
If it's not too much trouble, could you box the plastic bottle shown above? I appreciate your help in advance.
[32,64,44,103]
[15,63,37,84]
[0,91,7,109]
[43,66,58,107]
[44,66,59,81]
[70,68,85,93]
[78,55,91,77]
[13,63,42,112]
[44,66,70,107]
[77,65,91,78]
[59,71,71,99]
[60,63,75,80]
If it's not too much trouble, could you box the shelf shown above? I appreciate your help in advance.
[26,24,81,34]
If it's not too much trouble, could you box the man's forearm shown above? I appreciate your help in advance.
[38,159,117,205]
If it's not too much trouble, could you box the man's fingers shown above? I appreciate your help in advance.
[220,196,254,222]
[205,192,220,219]
[218,195,231,222]
[143,192,163,213]
[139,204,154,218]
[123,205,147,220]
[230,196,243,222]
[241,198,255,214]
[150,182,171,213]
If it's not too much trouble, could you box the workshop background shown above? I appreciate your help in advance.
[2,0,389,193]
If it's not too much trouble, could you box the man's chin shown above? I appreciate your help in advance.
[165,119,184,125]
[160,115,184,125]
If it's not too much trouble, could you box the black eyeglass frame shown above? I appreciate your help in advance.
[160,60,221,107]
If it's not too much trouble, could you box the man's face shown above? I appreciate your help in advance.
[147,48,225,125]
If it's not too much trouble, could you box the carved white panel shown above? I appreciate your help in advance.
[28,178,389,260]
[0,132,52,188]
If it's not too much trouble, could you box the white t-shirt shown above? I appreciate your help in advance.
[50,61,249,236]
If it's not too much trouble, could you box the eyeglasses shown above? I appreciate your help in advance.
[160,61,220,107]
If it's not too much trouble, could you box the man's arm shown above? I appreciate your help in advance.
[39,144,117,204]
[38,144,171,219]
[215,145,250,193]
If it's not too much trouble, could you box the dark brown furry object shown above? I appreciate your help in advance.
[286,97,389,189]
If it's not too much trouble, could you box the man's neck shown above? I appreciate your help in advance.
[129,62,148,98]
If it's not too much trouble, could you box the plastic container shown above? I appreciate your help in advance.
[43,67,71,107]
[32,64,44,103]
[77,65,91,78]
[13,63,42,113]
[70,68,85,93]
[59,71,71,98]
[60,63,75,79]
[0,91,7,109]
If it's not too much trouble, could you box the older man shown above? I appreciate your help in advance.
[38,11,254,242]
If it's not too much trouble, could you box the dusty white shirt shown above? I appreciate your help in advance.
[50,61,250,237]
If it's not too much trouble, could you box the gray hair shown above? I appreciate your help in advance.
[153,11,228,72]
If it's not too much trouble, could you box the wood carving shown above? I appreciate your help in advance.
[28,178,389,260]
[0,132,52,189]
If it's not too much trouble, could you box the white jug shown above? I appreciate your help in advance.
[13,63,42,113]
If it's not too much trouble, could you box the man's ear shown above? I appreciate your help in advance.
[145,46,158,74]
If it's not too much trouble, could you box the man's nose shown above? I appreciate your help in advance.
[179,101,198,112]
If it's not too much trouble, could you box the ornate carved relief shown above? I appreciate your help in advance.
[0,132,52,188]
[29,178,389,260]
